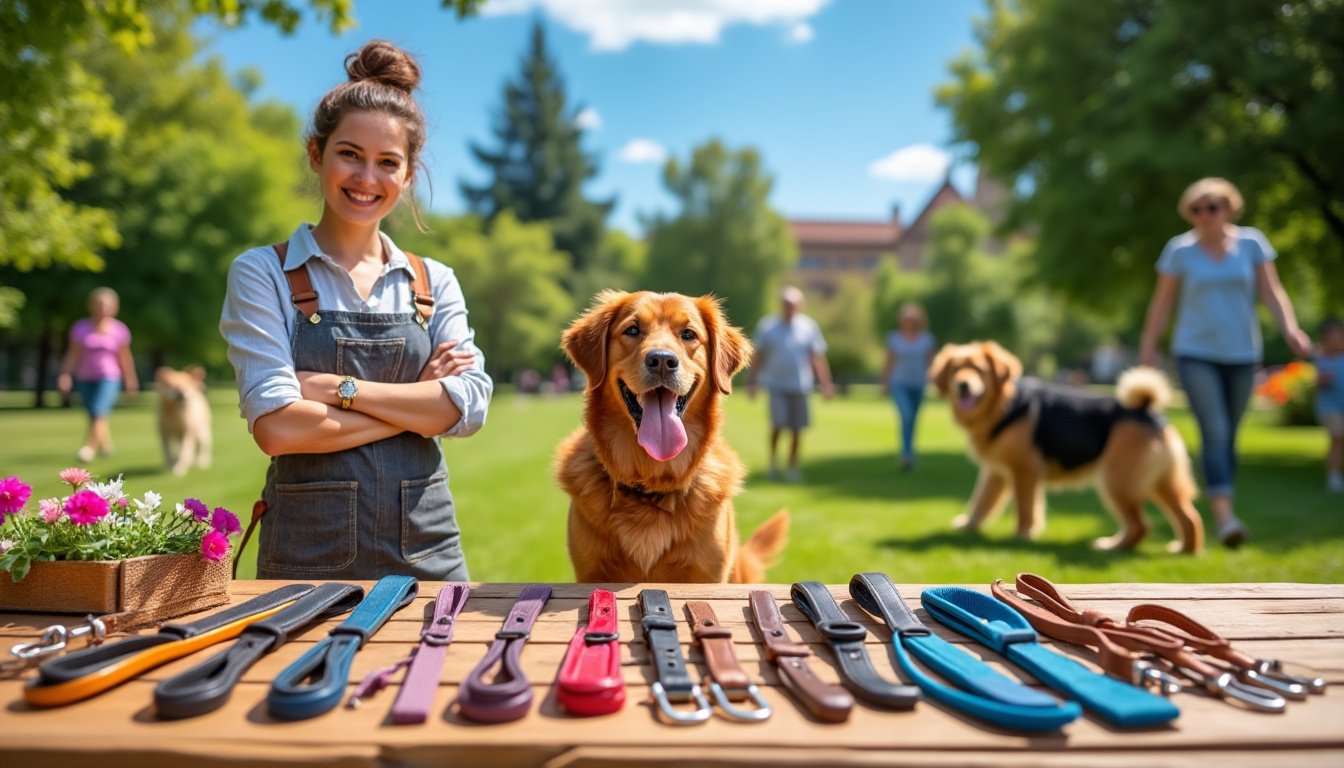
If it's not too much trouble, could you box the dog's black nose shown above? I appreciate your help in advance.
[645,349,679,371]
[956,380,971,396]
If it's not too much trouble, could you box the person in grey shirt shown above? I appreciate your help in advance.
[1139,177,1311,549]
[747,286,835,482]
[219,41,492,580]
[881,303,936,471]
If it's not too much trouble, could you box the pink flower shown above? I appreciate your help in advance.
[200,530,230,562]
[64,490,110,526]
[117,496,130,508]
[210,508,242,537]
[59,467,92,488]
[183,498,209,521]
[0,476,31,520]
[39,498,63,523]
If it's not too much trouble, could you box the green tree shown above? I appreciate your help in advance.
[460,21,614,278]
[808,277,880,386]
[644,139,796,328]
[938,0,1343,315]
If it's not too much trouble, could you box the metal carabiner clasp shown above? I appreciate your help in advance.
[10,616,107,665]
[1132,659,1184,696]
[1252,658,1326,695]
[1236,667,1309,701]
[708,682,772,722]
[650,681,712,724]
[1203,670,1287,713]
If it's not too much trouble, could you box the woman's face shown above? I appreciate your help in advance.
[899,312,920,332]
[89,293,118,320]
[1188,195,1229,234]
[310,110,412,229]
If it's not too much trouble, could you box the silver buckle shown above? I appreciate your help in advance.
[709,682,772,722]
[9,616,107,664]
[650,681,711,724]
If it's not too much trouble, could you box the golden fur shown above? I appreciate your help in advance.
[555,290,789,582]
[929,341,1204,553]
[154,366,213,477]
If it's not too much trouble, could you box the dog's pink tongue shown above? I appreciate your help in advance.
[637,389,688,461]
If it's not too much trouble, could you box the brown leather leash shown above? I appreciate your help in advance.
[685,600,771,722]
[748,590,853,722]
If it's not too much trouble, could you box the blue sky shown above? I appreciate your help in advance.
[197,0,984,234]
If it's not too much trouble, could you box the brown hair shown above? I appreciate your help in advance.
[307,40,429,229]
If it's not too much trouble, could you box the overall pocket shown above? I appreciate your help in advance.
[336,337,406,381]
[400,471,461,563]
[260,480,358,572]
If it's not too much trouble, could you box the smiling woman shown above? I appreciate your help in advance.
[218,40,494,582]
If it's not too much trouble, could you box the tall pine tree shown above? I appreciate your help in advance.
[460,21,613,277]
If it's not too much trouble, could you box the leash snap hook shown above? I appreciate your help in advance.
[1132,659,1183,696]
[650,681,711,724]
[11,615,106,663]
[708,682,772,722]
[1252,658,1326,695]
[1206,671,1287,713]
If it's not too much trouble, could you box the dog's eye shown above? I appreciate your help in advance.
[680,328,697,341]
[623,325,640,337]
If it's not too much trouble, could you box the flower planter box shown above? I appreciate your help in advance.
[0,554,230,619]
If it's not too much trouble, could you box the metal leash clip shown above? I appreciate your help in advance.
[1131,658,1184,696]
[707,681,772,723]
[1174,665,1287,713]
[9,615,107,666]
[1236,658,1326,699]
[650,681,712,725]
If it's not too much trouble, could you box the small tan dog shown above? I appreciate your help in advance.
[929,341,1203,553]
[155,366,212,476]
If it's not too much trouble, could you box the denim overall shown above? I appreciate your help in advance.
[256,281,469,581]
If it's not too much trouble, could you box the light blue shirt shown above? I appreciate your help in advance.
[219,224,493,436]
[753,314,827,394]
[885,330,936,387]
[1157,226,1274,364]
[1316,352,1344,415]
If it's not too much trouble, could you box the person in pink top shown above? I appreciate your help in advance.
[57,287,139,462]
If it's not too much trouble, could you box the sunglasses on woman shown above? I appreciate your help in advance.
[1190,201,1225,216]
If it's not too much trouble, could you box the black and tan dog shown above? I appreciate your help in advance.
[930,341,1203,553]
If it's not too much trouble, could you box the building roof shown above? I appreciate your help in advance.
[789,219,902,248]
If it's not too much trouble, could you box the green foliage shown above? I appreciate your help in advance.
[808,277,881,381]
[460,21,614,280]
[644,139,797,329]
[390,211,573,379]
[939,0,1343,320]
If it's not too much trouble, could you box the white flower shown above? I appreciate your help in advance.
[132,491,162,523]
[0,539,13,554]
[89,474,126,504]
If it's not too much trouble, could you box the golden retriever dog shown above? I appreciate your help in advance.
[929,341,1203,553]
[555,290,789,582]
[155,366,212,476]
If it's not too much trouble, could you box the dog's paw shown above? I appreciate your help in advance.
[1093,534,1136,551]
[951,514,976,531]
[1166,539,1201,555]
[1016,527,1042,541]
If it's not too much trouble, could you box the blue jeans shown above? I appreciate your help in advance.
[1176,356,1255,497]
[73,378,122,418]
[890,383,925,462]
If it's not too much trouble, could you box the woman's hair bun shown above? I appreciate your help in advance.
[345,40,421,93]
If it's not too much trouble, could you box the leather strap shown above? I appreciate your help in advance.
[789,581,920,709]
[457,584,552,723]
[638,589,710,724]
[685,601,771,721]
[748,590,852,722]
[273,243,320,324]
[849,574,1079,731]
[268,575,419,720]
[921,584,1173,728]
[153,583,364,719]
[405,250,433,327]
[556,588,625,716]
[26,584,312,708]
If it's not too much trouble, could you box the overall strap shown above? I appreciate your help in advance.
[638,589,710,724]
[686,601,771,722]
[849,574,1079,732]
[154,584,364,720]
[273,242,321,325]
[555,588,626,716]
[405,251,433,327]
[748,590,852,722]
[457,584,552,723]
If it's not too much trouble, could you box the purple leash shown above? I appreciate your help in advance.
[457,584,552,723]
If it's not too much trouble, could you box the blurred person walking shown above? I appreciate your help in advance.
[1314,317,1344,493]
[56,287,139,463]
[881,302,936,471]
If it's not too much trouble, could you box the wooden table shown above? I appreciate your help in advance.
[2,582,1340,767]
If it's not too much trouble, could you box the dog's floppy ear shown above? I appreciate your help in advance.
[981,340,1022,386]
[928,344,959,395]
[697,295,752,395]
[186,366,206,388]
[562,290,628,391]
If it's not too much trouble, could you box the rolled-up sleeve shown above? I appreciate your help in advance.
[220,250,303,432]
[426,261,493,438]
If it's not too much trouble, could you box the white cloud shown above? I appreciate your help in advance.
[786,22,814,44]
[485,0,829,51]
[868,144,951,182]
[617,138,668,164]
[574,106,603,131]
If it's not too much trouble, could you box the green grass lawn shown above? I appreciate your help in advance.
[2,385,1339,583]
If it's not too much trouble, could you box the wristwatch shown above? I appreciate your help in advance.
[337,376,358,410]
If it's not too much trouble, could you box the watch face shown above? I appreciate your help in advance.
[338,379,357,398]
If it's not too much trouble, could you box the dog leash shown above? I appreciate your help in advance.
[267,575,418,720]
[920,584,1179,727]
[748,590,853,722]
[638,589,711,724]
[997,574,1286,713]
[685,601,771,722]
[153,583,364,719]
[555,588,626,717]
[849,574,1081,731]
[25,584,311,708]
[789,581,921,709]
[346,583,471,723]
[457,584,552,723]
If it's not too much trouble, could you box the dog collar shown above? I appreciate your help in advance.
[457,584,552,723]
[849,573,1080,731]
[749,590,853,722]
[686,600,772,722]
[267,575,419,720]
[614,481,668,502]
[555,588,626,716]
[639,588,711,724]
